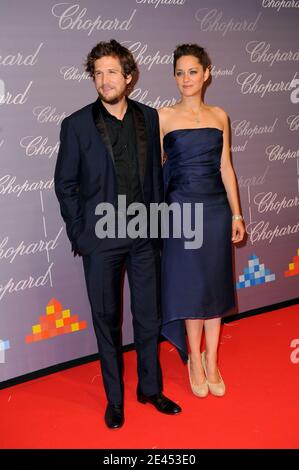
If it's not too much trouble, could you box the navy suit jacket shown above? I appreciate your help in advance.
[54,98,163,256]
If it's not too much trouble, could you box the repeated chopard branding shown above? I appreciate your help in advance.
[232,119,278,138]
[254,192,299,215]
[122,41,173,70]
[236,72,298,98]
[51,3,136,35]
[60,66,90,82]
[0,229,63,265]
[0,263,54,302]
[136,0,186,6]
[246,41,299,66]
[0,81,33,105]
[211,64,236,79]
[246,219,299,245]
[287,115,299,131]
[194,8,261,36]
[262,0,299,11]
[130,88,177,107]
[266,145,299,163]
[33,106,67,126]
[0,43,43,66]
[0,175,54,198]
[20,136,59,159]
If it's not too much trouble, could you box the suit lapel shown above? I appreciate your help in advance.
[92,98,115,165]
[92,97,149,186]
[129,98,149,186]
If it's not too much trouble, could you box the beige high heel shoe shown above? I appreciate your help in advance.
[201,351,226,397]
[187,355,209,398]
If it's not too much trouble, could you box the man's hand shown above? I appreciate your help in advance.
[72,244,82,257]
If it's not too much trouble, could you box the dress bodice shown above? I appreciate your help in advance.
[163,128,225,196]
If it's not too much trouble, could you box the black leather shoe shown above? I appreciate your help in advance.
[137,392,182,415]
[104,403,124,429]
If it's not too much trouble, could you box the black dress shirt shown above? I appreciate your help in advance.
[99,99,143,206]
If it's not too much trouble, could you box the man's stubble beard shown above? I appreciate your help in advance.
[97,89,128,105]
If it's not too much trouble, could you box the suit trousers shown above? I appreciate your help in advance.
[82,235,162,404]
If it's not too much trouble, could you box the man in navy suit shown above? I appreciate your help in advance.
[54,40,181,429]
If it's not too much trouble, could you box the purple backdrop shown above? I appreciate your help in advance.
[0,0,298,382]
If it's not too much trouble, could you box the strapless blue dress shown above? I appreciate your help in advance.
[161,128,236,362]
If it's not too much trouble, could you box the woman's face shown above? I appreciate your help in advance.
[174,55,209,97]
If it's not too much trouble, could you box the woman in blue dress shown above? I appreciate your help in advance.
[158,44,245,397]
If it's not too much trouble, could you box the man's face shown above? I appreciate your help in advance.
[93,55,132,104]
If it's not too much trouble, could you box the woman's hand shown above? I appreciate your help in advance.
[232,220,246,244]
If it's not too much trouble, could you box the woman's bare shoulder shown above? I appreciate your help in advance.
[158,105,178,117]
[206,104,228,120]
[158,106,179,130]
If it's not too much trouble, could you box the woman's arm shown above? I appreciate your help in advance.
[218,108,246,244]
[157,107,167,165]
